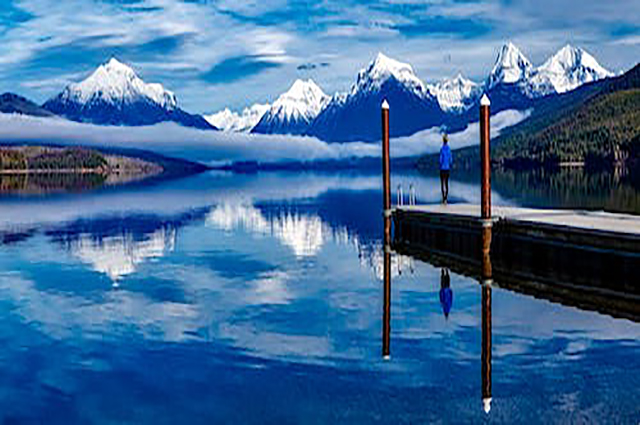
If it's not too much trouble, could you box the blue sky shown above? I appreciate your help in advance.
[0,0,639,113]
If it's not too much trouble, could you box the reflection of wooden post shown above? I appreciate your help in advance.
[480,94,491,220]
[382,248,391,359]
[381,99,392,360]
[482,284,492,414]
[481,224,492,414]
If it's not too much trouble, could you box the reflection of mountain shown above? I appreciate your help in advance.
[205,201,409,280]
[69,227,177,280]
[358,241,414,281]
[206,203,353,257]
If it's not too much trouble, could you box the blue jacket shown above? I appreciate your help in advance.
[440,144,452,170]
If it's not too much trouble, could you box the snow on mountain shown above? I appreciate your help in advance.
[251,79,329,135]
[528,45,613,96]
[308,52,444,142]
[428,74,482,113]
[60,58,177,108]
[486,42,533,89]
[205,103,270,132]
[215,44,615,141]
[43,58,215,130]
[353,52,430,98]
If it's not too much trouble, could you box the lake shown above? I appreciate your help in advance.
[0,168,638,423]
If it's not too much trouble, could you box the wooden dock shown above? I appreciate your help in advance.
[395,204,640,252]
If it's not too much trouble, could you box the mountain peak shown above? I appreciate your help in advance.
[354,52,427,96]
[279,79,325,102]
[529,44,613,95]
[429,73,481,112]
[104,57,132,71]
[252,79,329,135]
[488,42,532,88]
[274,79,328,113]
[205,103,270,132]
[60,58,178,109]
[43,58,215,130]
[544,44,609,75]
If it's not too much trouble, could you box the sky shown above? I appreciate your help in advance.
[0,0,639,114]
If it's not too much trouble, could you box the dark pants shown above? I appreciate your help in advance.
[440,169,450,203]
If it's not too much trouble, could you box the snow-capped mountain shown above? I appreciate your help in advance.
[428,74,482,113]
[43,58,215,130]
[528,45,613,96]
[210,43,615,142]
[308,53,444,143]
[483,42,614,113]
[352,52,429,98]
[486,42,533,90]
[252,79,329,135]
[205,103,270,132]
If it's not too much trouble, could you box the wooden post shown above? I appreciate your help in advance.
[480,94,491,220]
[382,99,391,241]
[381,99,391,359]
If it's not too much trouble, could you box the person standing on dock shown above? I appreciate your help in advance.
[439,134,453,204]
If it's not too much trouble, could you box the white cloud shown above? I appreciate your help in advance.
[0,108,528,165]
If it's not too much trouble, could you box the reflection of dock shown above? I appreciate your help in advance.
[392,204,640,321]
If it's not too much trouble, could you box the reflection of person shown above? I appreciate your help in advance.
[439,134,452,204]
[440,268,453,318]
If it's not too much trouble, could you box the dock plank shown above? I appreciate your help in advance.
[397,204,640,236]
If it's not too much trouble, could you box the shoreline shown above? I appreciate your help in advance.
[0,145,209,195]
[0,169,109,174]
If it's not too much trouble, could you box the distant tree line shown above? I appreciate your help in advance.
[0,147,108,171]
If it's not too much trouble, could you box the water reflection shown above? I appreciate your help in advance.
[0,173,106,195]
[68,227,177,281]
[453,167,640,215]
[0,170,638,422]
[481,226,493,414]
[439,268,452,319]
[383,218,496,414]
[206,203,338,258]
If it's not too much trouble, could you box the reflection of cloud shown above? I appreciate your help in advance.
[0,271,199,342]
[70,227,176,281]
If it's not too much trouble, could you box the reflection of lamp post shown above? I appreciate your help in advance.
[481,225,493,414]
[382,99,392,360]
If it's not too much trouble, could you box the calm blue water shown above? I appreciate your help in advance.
[0,170,638,423]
